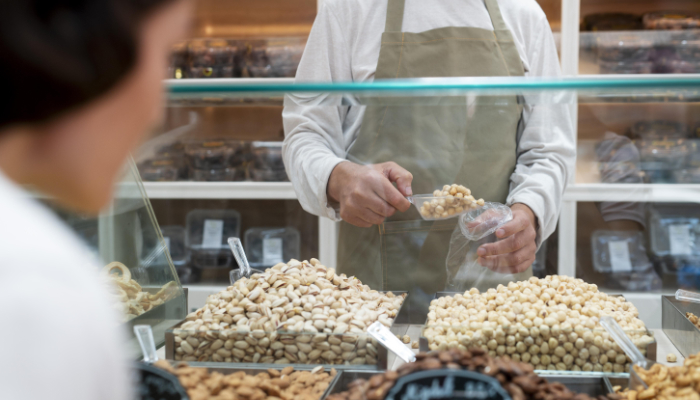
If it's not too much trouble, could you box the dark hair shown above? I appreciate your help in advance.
[0,0,174,129]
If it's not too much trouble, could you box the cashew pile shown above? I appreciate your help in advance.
[419,184,484,219]
[424,275,654,372]
[104,262,178,321]
[615,353,700,400]
[155,361,337,400]
[172,258,406,365]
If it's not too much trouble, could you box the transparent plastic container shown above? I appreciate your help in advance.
[170,41,189,79]
[161,226,187,268]
[188,39,239,69]
[188,66,234,78]
[673,168,700,183]
[591,230,652,273]
[191,167,244,182]
[599,60,653,74]
[649,205,700,257]
[251,141,285,170]
[669,59,700,74]
[410,195,480,220]
[643,11,700,30]
[597,35,653,62]
[629,120,688,140]
[137,158,179,182]
[155,141,188,180]
[241,38,306,78]
[186,209,241,269]
[635,139,690,171]
[582,13,642,31]
[673,32,700,62]
[244,227,301,268]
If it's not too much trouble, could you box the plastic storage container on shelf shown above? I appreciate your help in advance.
[650,204,700,258]
[582,13,642,31]
[161,226,188,268]
[591,230,652,273]
[669,59,700,74]
[186,209,241,273]
[191,167,245,182]
[599,60,653,74]
[643,12,700,30]
[597,35,653,63]
[249,141,288,182]
[170,41,189,79]
[241,38,306,78]
[635,139,690,183]
[244,227,301,268]
[629,120,688,140]
[188,39,239,78]
[137,157,179,182]
[673,32,700,61]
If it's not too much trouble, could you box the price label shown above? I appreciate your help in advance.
[608,240,632,272]
[163,237,171,252]
[385,369,511,400]
[670,224,692,256]
[263,238,284,265]
[202,219,224,249]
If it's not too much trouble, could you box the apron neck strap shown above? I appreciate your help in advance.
[384,0,509,32]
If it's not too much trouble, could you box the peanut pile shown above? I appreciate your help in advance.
[424,275,654,372]
[615,353,700,400]
[155,361,336,400]
[419,184,484,219]
[172,258,406,365]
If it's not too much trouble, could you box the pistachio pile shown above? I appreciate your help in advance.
[155,361,337,400]
[327,348,612,400]
[419,184,484,219]
[172,258,406,365]
[424,275,654,372]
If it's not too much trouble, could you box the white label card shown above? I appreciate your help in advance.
[263,238,284,265]
[164,237,171,252]
[608,240,632,272]
[367,322,416,363]
[670,224,692,256]
[202,220,224,249]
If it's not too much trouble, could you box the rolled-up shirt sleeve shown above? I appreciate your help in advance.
[506,16,576,246]
[282,2,352,220]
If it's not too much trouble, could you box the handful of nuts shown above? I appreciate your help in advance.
[154,361,337,400]
[327,348,609,400]
[424,275,654,372]
[615,353,700,400]
[418,184,484,219]
[171,258,406,365]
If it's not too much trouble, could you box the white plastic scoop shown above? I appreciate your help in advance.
[676,289,700,303]
[228,237,264,284]
[600,316,654,390]
[134,325,158,363]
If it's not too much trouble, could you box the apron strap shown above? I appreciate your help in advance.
[384,0,406,32]
[483,0,509,32]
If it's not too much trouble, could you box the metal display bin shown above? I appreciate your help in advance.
[165,291,409,370]
[662,295,700,358]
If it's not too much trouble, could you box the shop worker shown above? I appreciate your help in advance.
[0,0,190,398]
[283,0,574,313]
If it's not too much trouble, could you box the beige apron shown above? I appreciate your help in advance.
[337,0,531,321]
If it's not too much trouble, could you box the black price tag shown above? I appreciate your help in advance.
[385,369,511,400]
[134,363,189,400]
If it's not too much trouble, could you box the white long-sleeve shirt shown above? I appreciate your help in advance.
[0,170,131,400]
[283,0,575,243]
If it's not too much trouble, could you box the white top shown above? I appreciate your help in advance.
[282,0,575,243]
[0,171,131,400]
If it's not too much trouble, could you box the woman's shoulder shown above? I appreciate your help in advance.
[498,0,548,24]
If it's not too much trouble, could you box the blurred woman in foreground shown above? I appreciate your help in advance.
[0,0,190,398]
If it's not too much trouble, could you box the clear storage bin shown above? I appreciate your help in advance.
[582,13,642,31]
[137,158,179,182]
[186,209,241,269]
[643,11,700,30]
[191,167,245,182]
[649,205,700,257]
[673,32,700,61]
[188,39,240,72]
[597,35,653,62]
[161,226,187,267]
[599,60,653,74]
[249,141,288,181]
[591,230,652,273]
[243,227,301,268]
[629,120,688,140]
[241,38,306,78]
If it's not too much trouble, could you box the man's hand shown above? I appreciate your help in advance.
[476,203,538,274]
[327,161,413,228]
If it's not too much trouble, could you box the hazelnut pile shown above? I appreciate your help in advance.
[155,361,336,400]
[424,275,653,372]
[327,348,614,400]
[419,184,484,219]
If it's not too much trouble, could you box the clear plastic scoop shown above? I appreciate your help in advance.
[676,289,700,303]
[228,237,264,284]
[134,325,158,363]
[600,316,654,390]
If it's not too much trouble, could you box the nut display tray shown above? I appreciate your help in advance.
[323,370,619,398]
[662,295,700,358]
[418,292,657,371]
[165,291,409,370]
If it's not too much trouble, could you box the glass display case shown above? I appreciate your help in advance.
[52,160,187,359]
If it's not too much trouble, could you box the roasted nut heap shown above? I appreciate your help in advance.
[327,348,610,400]
[155,361,337,400]
[172,258,406,364]
[104,262,178,321]
[616,353,700,400]
[419,184,485,219]
[424,275,653,372]
[686,313,700,330]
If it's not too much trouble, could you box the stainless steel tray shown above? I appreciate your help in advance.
[419,292,657,361]
[323,370,618,399]
[662,295,700,358]
[162,362,341,400]
[165,291,409,370]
